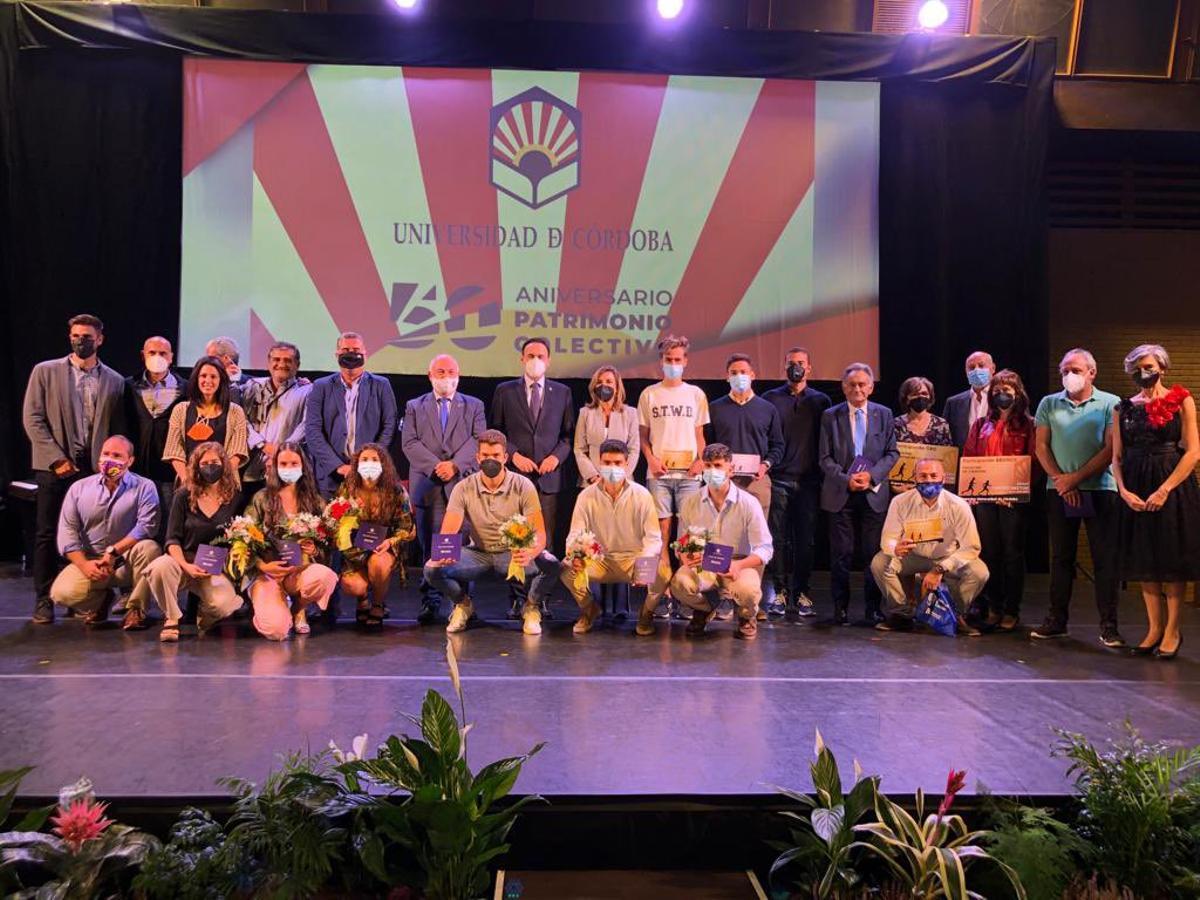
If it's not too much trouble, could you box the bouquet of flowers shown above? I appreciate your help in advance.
[278,512,330,563]
[213,515,268,583]
[499,513,538,583]
[323,495,363,552]
[564,530,605,593]
[671,526,711,559]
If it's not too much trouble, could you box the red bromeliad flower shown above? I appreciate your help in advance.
[1146,385,1190,430]
[51,797,114,851]
[936,769,967,822]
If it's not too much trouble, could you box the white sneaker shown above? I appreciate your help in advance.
[522,604,542,636]
[446,601,474,634]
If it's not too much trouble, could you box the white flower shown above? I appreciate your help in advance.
[329,733,369,764]
[58,776,95,808]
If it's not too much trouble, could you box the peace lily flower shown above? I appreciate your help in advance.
[329,733,369,764]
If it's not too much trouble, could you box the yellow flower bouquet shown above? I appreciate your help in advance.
[499,513,537,583]
[213,515,268,584]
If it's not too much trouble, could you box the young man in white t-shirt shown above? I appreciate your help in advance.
[638,335,709,617]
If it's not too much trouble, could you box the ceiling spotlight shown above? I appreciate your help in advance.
[916,0,950,29]
[392,0,418,9]
[657,0,684,20]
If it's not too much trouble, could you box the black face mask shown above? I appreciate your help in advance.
[786,363,806,384]
[1133,370,1161,389]
[595,385,615,402]
[992,392,1015,411]
[198,463,224,485]
[71,337,97,360]
[479,458,504,479]
[338,352,365,370]
[908,396,931,413]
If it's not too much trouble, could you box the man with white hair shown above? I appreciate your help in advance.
[1032,347,1124,647]
[205,336,251,403]
[870,457,988,635]
[401,354,486,623]
[943,350,996,448]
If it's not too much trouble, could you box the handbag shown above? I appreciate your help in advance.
[915,584,957,636]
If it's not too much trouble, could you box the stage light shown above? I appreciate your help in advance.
[391,0,419,9]
[657,0,684,20]
[916,0,950,29]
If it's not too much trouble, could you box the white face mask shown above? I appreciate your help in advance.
[662,363,685,381]
[524,357,547,379]
[145,355,170,375]
[599,465,626,485]
[431,376,458,397]
[277,466,303,485]
[1062,372,1087,395]
[357,461,383,482]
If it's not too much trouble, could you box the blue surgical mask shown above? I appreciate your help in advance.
[916,482,943,500]
[728,373,751,394]
[277,466,303,485]
[662,363,684,380]
[967,368,991,390]
[357,460,383,482]
[599,465,626,485]
[702,468,727,488]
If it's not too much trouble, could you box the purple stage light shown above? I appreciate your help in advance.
[657,0,684,20]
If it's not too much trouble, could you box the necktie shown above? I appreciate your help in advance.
[853,407,865,457]
[529,381,542,421]
[438,397,449,434]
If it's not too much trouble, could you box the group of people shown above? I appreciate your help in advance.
[22,315,1200,656]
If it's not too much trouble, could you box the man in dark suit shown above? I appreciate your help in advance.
[304,332,398,497]
[124,335,185,542]
[22,313,127,624]
[492,337,575,615]
[819,362,900,626]
[942,350,996,448]
[402,353,486,624]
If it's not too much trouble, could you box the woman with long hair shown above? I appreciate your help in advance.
[1114,344,1200,660]
[163,355,249,483]
[574,365,640,485]
[140,441,245,642]
[335,444,415,629]
[244,443,338,640]
[962,369,1037,631]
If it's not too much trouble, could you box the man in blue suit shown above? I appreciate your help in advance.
[402,353,486,624]
[492,337,575,616]
[819,363,900,626]
[305,332,398,497]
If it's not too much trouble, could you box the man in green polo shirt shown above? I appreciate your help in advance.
[1032,348,1124,647]
[426,429,558,636]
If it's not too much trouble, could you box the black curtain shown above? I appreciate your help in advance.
[0,1,1054,565]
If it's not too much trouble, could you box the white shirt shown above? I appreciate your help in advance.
[637,381,710,480]
[678,483,773,565]
[880,488,981,574]
[969,389,989,430]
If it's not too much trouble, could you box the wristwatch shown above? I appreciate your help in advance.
[104,545,125,565]
[932,563,946,575]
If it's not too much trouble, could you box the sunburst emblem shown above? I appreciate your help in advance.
[489,87,581,210]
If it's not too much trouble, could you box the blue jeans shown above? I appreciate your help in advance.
[646,475,701,518]
[426,548,557,607]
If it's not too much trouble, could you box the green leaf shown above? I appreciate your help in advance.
[420,691,462,763]
[812,805,845,845]
[812,747,843,802]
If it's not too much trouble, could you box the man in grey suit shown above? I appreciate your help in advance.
[942,350,996,448]
[819,363,900,626]
[401,354,486,624]
[23,313,126,624]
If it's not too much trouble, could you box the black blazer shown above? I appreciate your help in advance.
[943,389,978,449]
[124,373,185,484]
[491,378,575,495]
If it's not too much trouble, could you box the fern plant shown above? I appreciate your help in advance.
[1053,721,1200,898]
[978,799,1090,900]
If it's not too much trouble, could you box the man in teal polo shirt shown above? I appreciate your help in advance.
[1031,348,1124,647]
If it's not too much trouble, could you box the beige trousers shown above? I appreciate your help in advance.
[560,556,672,610]
[732,474,772,519]
[671,563,763,619]
[869,552,990,616]
[142,554,243,627]
[49,539,161,613]
[248,564,338,641]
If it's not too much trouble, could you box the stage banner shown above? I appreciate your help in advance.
[179,60,879,378]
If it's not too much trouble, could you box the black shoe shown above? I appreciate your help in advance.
[1130,637,1162,657]
[416,601,440,626]
[1031,620,1068,640]
[506,599,522,620]
[1099,626,1126,649]
[31,598,54,625]
[834,609,849,627]
[540,599,554,621]
[1155,634,1182,660]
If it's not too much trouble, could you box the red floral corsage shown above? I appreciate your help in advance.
[1145,385,1190,429]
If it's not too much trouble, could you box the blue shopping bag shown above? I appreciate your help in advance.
[915,585,957,636]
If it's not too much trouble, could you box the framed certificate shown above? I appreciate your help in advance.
[661,450,695,472]
[730,453,761,476]
[890,442,959,488]
[957,455,1032,503]
[902,517,944,544]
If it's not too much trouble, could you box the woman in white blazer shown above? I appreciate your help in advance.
[574,365,640,485]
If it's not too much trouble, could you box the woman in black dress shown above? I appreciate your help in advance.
[1113,344,1200,660]
[163,355,249,484]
